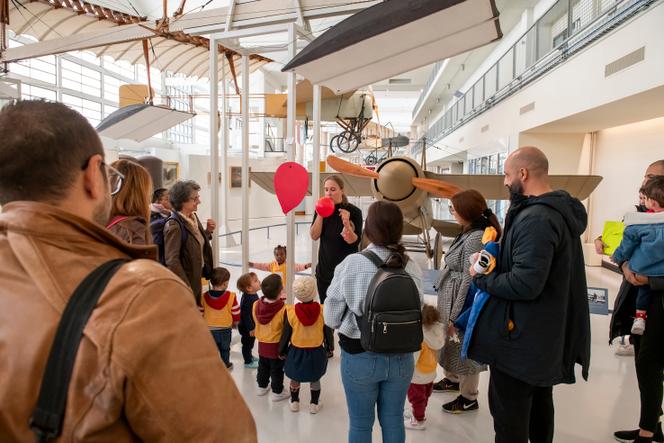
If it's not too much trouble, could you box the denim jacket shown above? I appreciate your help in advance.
[612,211,664,276]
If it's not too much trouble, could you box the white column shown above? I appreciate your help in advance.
[311,84,321,273]
[209,37,220,265]
[241,53,250,273]
[220,56,230,245]
[286,23,297,303]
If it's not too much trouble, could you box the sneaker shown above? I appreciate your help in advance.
[289,401,300,412]
[225,362,234,370]
[256,386,270,396]
[614,424,664,443]
[632,318,646,335]
[404,416,426,430]
[271,390,291,402]
[309,403,322,414]
[442,395,479,414]
[432,378,460,393]
[244,360,259,369]
[615,343,635,356]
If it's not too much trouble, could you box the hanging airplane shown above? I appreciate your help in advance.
[251,155,603,268]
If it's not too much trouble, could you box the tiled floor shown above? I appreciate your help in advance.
[218,219,638,443]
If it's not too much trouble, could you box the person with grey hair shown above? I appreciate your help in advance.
[164,180,216,305]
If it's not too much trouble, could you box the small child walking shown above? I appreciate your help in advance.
[612,176,664,335]
[249,245,311,286]
[405,304,446,430]
[237,272,261,369]
[253,274,290,401]
[279,276,332,414]
[202,267,240,369]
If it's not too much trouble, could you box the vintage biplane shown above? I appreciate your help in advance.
[251,155,603,268]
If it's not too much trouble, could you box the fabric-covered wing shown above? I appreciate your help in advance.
[250,172,373,197]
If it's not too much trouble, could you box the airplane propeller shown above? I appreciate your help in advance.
[326,155,462,199]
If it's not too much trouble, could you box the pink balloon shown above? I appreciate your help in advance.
[274,162,309,214]
[315,197,335,218]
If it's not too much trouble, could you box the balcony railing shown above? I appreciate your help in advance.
[414,0,656,154]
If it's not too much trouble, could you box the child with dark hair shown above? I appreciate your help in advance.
[202,267,240,369]
[249,245,311,287]
[613,175,664,335]
[405,304,445,430]
[237,272,261,369]
[253,274,290,401]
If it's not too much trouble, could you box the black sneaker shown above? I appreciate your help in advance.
[432,378,460,393]
[442,395,479,414]
[614,424,664,443]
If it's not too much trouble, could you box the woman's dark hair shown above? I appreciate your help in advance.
[450,190,502,241]
[325,175,349,205]
[169,180,201,211]
[421,304,441,327]
[363,200,408,266]
[210,267,231,287]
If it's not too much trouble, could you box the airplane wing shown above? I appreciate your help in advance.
[423,172,602,201]
[431,219,463,237]
[250,172,373,197]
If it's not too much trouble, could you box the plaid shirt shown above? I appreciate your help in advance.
[323,244,423,339]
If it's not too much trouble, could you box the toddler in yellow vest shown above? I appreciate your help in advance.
[278,276,332,414]
[405,305,446,430]
[253,274,290,401]
[249,245,312,289]
[202,267,240,370]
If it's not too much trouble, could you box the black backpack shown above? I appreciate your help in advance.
[356,250,423,353]
[151,213,187,265]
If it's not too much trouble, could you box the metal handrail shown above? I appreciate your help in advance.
[218,220,313,244]
[413,0,656,152]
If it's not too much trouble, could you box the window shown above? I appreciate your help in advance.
[62,94,102,126]
[62,59,101,97]
[21,85,56,101]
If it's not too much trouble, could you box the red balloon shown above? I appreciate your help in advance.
[315,197,335,218]
[274,162,309,214]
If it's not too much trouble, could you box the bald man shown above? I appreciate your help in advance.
[610,159,664,443]
[468,147,591,443]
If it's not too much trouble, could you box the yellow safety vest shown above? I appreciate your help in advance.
[416,341,437,375]
[286,305,324,348]
[252,303,286,343]
[203,291,236,328]
[268,261,288,286]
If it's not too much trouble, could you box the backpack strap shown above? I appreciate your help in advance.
[167,213,189,247]
[360,250,384,268]
[29,259,127,443]
[105,215,128,230]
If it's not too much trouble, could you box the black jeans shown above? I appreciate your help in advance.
[241,335,256,364]
[257,357,285,393]
[317,277,335,352]
[633,291,664,432]
[488,366,554,443]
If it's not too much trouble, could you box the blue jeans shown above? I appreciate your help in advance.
[340,350,414,443]
[210,328,231,366]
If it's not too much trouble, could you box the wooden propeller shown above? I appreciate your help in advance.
[326,155,379,179]
[412,177,462,198]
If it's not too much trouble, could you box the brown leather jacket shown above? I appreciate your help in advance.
[0,202,256,442]
[164,213,213,305]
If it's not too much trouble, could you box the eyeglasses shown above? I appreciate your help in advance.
[81,156,124,196]
[105,162,124,196]
[188,194,201,202]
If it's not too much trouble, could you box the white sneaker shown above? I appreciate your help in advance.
[631,317,646,335]
[256,386,270,396]
[309,403,322,414]
[271,390,290,402]
[289,400,300,412]
[404,416,426,430]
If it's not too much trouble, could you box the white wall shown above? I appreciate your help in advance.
[518,132,587,174]
[588,116,664,239]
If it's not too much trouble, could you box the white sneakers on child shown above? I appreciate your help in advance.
[271,390,291,402]
[309,403,322,414]
[631,317,646,335]
[289,401,300,412]
[256,386,270,396]
[404,415,426,430]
